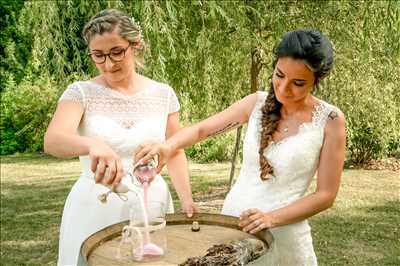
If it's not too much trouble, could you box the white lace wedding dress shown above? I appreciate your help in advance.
[57,80,178,266]
[222,91,339,265]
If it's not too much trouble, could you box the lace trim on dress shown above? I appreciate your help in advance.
[270,101,329,147]
[58,80,180,129]
[251,96,336,149]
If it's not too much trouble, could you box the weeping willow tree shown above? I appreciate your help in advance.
[6,0,281,160]
[1,0,399,164]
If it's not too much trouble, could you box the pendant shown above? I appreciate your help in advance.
[283,127,289,133]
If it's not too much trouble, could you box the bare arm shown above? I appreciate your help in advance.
[240,109,346,233]
[44,101,90,157]
[168,93,257,150]
[164,112,198,217]
[44,101,124,184]
[135,93,258,172]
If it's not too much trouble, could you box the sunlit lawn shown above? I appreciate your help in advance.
[1,154,399,265]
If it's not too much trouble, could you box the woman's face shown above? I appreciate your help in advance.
[272,57,316,105]
[89,29,135,83]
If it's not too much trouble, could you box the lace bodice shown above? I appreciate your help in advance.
[223,91,339,216]
[57,80,176,266]
[59,80,179,176]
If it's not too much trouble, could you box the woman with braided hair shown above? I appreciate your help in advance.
[136,29,346,264]
[44,9,197,265]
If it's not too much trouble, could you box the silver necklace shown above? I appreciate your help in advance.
[281,117,294,133]
[281,116,299,133]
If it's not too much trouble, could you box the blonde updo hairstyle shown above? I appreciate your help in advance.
[82,9,146,68]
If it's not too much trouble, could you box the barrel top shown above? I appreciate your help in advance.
[81,213,274,265]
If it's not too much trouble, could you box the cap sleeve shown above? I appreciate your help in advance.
[167,85,180,113]
[58,82,85,108]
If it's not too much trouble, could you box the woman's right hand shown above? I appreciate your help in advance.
[181,199,199,218]
[89,139,124,185]
[134,142,173,173]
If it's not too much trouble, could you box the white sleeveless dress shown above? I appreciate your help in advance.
[222,91,339,265]
[57,80,177,266]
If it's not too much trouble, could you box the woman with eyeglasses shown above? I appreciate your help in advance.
[44,9,197,266]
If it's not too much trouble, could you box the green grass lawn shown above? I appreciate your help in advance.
[1,154,399,265]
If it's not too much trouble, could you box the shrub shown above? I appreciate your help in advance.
[0,75,62,154]
[318,61,399,164]
[186,133,237,163]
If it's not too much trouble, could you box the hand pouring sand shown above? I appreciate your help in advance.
[132,159,157,206]
[131,159,164,259]
[100,158,164,261]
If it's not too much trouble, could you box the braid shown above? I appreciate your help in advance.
[259,81,282,181]
[258,29,333,181]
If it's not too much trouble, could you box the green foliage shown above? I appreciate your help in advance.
[186,133,237,163]
[314,0,400,163]
[0,128,21,155]
[1,75,62,154]
[0,0,32,86]
[1,76,22,154]
[0,0,399,164]
[340,79,399,163]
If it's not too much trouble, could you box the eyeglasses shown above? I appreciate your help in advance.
[88,43,132,64]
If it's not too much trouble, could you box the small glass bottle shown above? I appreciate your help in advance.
[132,158,157,184]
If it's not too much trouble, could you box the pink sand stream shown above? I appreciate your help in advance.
[133,166,164,259]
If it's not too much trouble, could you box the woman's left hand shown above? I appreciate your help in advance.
[239,208,274,234]
[134,141,173,174]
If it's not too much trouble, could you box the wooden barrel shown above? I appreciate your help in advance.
[81,213,274,265]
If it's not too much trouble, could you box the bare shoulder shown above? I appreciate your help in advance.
[233,92,259,119]
[327,105,345,123]
[324,103,346,136]
[241,92,259,104]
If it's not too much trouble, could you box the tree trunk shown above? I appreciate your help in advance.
[228,46,263,190]
[250,46,263,93]
[228,125,242,190]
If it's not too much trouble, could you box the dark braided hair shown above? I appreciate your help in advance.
[258,29,334,181]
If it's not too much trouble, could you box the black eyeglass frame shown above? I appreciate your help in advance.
[88,43,132,64]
